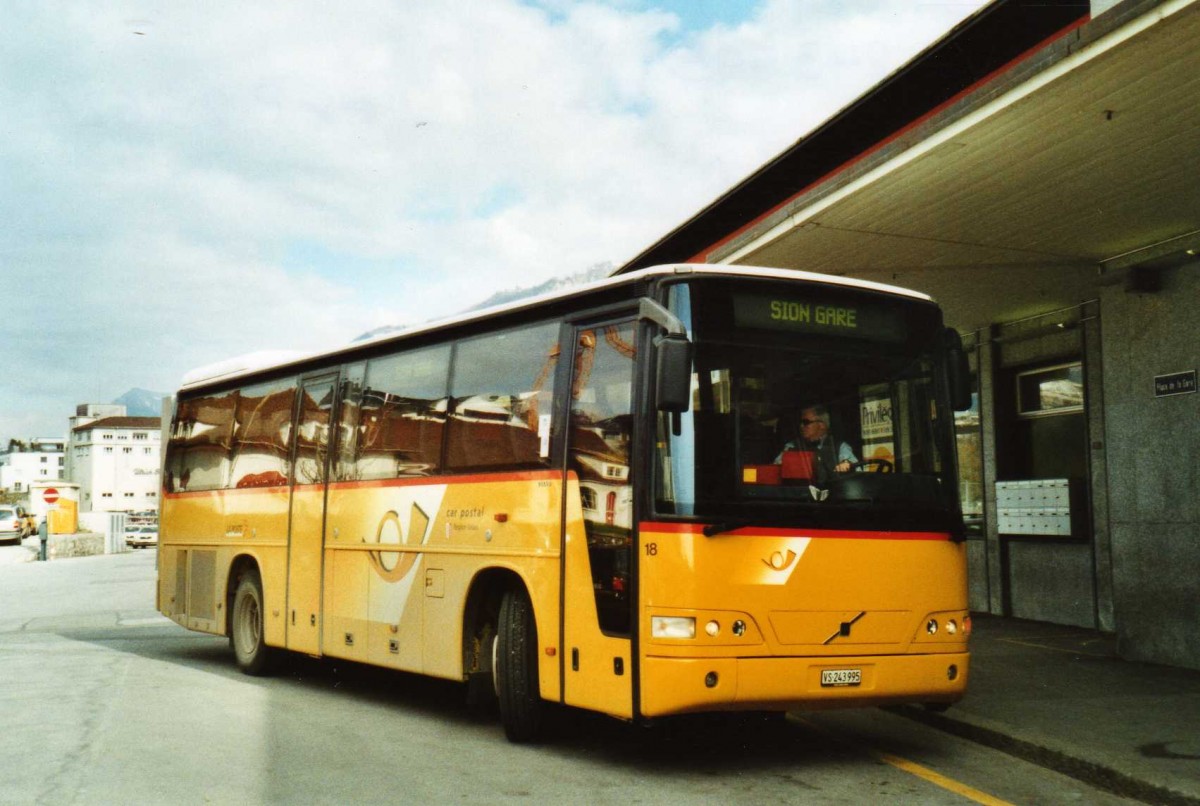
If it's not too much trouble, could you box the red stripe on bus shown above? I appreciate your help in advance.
[640,522,947,541]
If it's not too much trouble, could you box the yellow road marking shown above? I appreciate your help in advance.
[996,637,1111,658]
[795,716,1015,806]
[876,751,1015,806]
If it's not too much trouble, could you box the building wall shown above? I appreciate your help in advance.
[0,441,66,494]
[71,428,162,513]
[958,303,1105,630]
[1100,261,1200,670]
[64,404,131,485]
[996,311,1099,630]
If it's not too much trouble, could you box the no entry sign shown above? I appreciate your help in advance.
[43,487,60,505]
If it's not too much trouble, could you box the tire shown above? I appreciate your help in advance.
[495,588,543,742]
[231,570,275,676]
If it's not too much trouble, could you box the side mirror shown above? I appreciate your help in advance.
[655,333,692,413]
[943,328,973,411]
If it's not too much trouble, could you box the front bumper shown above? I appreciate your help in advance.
[640,651,969,717]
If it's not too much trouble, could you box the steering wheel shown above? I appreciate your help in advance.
[850,458,894,473]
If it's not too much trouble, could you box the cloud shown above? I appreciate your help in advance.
[0,0,985,443]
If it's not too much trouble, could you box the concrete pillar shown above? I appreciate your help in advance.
[1082,302,1116,632]
[979,325,1006,615]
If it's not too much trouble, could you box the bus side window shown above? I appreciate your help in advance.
[333,364,365,482]
[357,346,451,479]
[229,379,297,489]
[167,389,238,492]
[445,321,560,472]
[294,381,336,485]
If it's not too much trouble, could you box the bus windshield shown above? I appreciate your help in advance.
[655,278,961,533]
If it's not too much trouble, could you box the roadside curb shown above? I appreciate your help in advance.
[888,704,1200,806]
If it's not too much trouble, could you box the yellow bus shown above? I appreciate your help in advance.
[158,264,974,741]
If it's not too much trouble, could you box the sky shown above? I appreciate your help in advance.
[1,0,988,443]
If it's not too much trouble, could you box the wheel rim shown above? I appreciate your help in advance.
[237,589,260,655]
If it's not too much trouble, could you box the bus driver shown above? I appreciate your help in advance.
[775,403,858,483]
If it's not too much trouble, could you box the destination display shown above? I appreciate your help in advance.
[732,293,906,341]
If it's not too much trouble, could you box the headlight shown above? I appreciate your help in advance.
[651,616,696,639]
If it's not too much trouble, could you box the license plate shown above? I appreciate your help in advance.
[820,668,862,687]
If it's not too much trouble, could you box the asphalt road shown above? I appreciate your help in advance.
[0,545,1140,805]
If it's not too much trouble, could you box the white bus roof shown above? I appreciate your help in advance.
[179,264,933,391]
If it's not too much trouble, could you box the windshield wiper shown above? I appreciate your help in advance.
[702,520,751,537]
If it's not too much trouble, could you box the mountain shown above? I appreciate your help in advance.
[354,262,614,342]
[355,323,408,342]
[113,388,168,417]
[464,262,613,312]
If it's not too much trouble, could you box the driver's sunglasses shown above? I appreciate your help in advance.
[799,418,822,426]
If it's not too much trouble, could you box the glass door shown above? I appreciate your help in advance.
[286,373,337,654]
[561,320,638,717]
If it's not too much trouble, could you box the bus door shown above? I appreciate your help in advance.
[286,372,338,655]
[561,319,637,718]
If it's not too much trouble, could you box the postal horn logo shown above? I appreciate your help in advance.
[763,549,797,572]
[370,503,431,582]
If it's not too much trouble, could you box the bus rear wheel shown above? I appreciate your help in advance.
[495,588,543,742]
[231,570,275,676]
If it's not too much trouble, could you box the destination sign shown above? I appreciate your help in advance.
[732,293,906,341]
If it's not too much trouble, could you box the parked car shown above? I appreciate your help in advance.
[14,506,35,538]
[0,507,24,545]
[126,510,157,528]
[125,525,158,549]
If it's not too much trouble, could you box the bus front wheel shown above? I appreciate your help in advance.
[231,570,275,676]
[495,588,543,742]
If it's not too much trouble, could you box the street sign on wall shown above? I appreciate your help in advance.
[1154,370,1197,398]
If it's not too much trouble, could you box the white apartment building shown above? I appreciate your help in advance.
[66,404,162,513]
[0,438,66,495]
